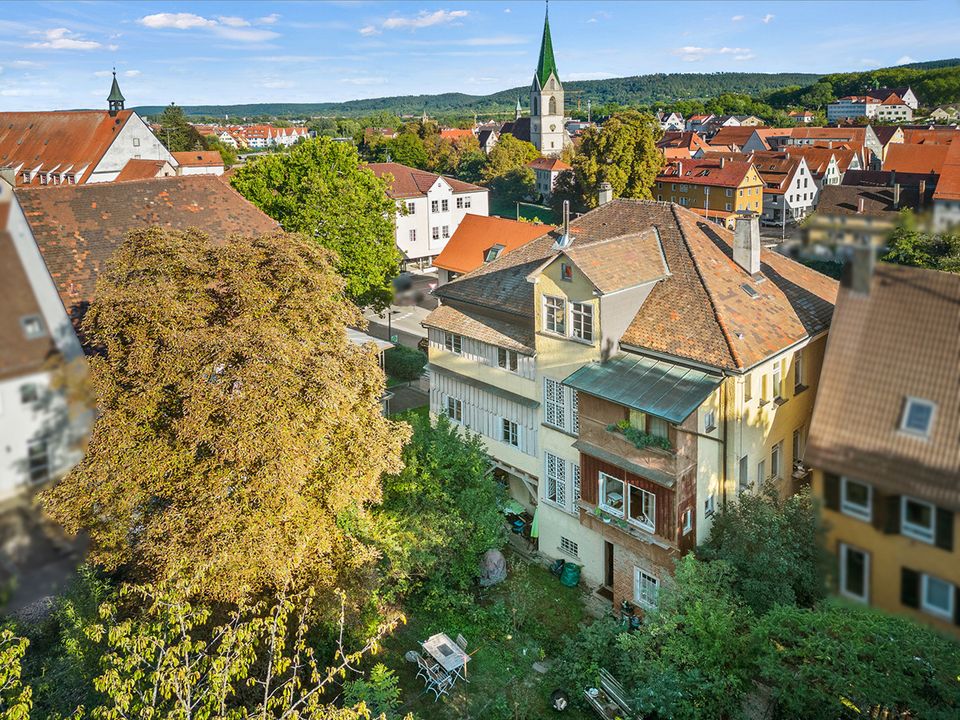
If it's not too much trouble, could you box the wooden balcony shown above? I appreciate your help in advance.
[578,416,687,486]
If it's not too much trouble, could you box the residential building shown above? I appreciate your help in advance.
[866,86,919,110]
[807,257,959,637]
[656,112,685,132]
[932,141,960,231]
[528,157,573,199]
[928,106,959,122]
[804,184,921,248]
[527,6,570,157]
[171,150,226,176]
[788,110,816,124]
[477,128,499,154]
[902,126,959,145]
[827,96,882,123]
[0,73,175,186]
[366,162,489,268]
[786,126,882,168]
[654,158,764,228]
[657,131,710,160]
[425,200,836,612]
[685,114,715,134]
[241,125,309,149]
[783,145,857,186]
[708,126,768,152]
[740,128,793,152]
[883,143,950,177]
[751,153,817,223]
[433,214,552,285]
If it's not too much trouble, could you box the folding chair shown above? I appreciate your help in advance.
[425,665,453,701]
[414,654,436,685]
[455,634,468,651]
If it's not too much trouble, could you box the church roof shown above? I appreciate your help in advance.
[536,8,559,87]
[107,72,125,103]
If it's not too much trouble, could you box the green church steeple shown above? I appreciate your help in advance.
[107,69,125,116]
[535,2,559,88]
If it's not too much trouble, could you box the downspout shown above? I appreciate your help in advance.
[721,379,729,508]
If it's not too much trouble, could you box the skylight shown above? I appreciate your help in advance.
[484,244,504,263]
[900,397,936,438]
[740,283,759,298]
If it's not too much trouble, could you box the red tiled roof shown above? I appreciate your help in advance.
[439,128,475,141]
[172,150,224,167]
[527,157,572,172]
[0,110,135,185]
[883,143,950,175]
[433,214,551,274]
[115,159,172,182]
[708,126,768,149]
[657,158,756,188]
[658,131,710,159]
[14,176,279,334]
[790,127,866,142]
[933,141,960,202]
[902,127,959,145]
[366,162,486,199]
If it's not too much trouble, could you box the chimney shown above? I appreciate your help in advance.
[733,213,761,276]
[919,179,927,206]
[598,182,613,206]
[893,183,901,209]
[676,161,683,177]
[846,244,875,294]
[857,196,865,214]
[719,157,726,169]
[553,200,574,249]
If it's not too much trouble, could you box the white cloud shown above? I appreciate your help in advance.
[896,55,916,65]
[361,9,468,35]
[587,18,597,24]
[28,27,102,51]
[124,69,141,77]
[732,15,744,22]
[258,14,281,25]
[672,45,753,62]
[762,14,775,24]
[504,8,511,13]
[94,68,141,78]
[138,12,278,42]
[340,76,387,86]
[140,13,216,30]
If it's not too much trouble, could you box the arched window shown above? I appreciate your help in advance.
[533,96,539,115]
[549,96,557,115]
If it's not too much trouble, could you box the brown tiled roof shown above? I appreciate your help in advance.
[806,264,960,509]
[0,110,134,185]
[171,150,224,167]
[816,184,920,216]
[901,127,958,145]
[933,141,960,202]
[708,126,767,150]
[499,117,532,144]
[433,214,551,275]
[872,126,902,147]
[115,159,172,182]
[560,230,669,294]
[435,200,837,371]
[14,176,279,332]
[527,157,572,172]
[883,143,950,174]
[657,158,755,188]
[658,131,710,159]
[366,162,486,199]
[439,128,475,141]
[790,127,866,142]
[422,303,534,354]
[0,214,56,381]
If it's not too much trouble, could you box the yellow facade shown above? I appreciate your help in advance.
[654,166,764,215]
[812,470,960,637]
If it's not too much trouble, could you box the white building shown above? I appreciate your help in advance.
[828,93,913,123]
[751,154,818,223]
[172,151,226,176]
[366,162,489,268]
[657,112,685,131]
[528,157,573,199]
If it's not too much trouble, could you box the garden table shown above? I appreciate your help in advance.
[421,632,469,679]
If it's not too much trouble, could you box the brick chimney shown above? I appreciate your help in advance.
[598,182,613,206]
[733,213,761,276]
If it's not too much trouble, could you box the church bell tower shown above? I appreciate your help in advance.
[530,3,565,157]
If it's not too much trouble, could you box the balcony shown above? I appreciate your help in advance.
[578,499,678,554]
[577,416,684,486]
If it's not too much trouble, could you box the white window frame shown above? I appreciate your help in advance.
[743,374,752,402]
[442,225,450,239]
[840,477,872,522]
[441,199,449,212]
[738,455,749,494]
[771,441,783,479]
[704,409,716,432]
[757,459,766,484]
[572,464,581,505]
[464,196,471,208]
[921,574,955,620]
[704,493,715,516]
[838,543,869,603]
[682,508,693,534]
[501,418,520,447]
[794,350,804,389]
[627,484,656,533]
[543,378,566,430]
[901,496,936,543]
[543,295,566,335]
[445,396,463,424]
[633,567,659,609]
[409,229,416,243]
[772,364,783,400]
[571,302,594,342]
[456,197,464,209]
[545,452,567,508]
[900,397,936,438]
[497,347,518,373]
[432,226,440,241]
[431,200,439,213]
[598,471,625,518]
[443,332,462,354]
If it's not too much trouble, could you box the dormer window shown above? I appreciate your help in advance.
[20,315,46,339]
[484,245,504,263]
[901,397,935,438]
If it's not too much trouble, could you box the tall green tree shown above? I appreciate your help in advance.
[231,137,402,308]
[386,132,428,169]
[42,227,408,601]
[201,135,238,167]
[574,110,663,206]
[883,211,960,272]
[697,483,829,614]
[482,134,539,184]
[156,103,205,152]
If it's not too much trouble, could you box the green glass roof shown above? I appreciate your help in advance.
[535,9,559,87]
[563,354,722,424]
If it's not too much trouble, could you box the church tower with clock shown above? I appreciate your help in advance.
[529,4,567,157]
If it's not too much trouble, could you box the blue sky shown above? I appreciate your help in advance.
[1,0,958,111]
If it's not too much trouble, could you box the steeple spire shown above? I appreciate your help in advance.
[107,68,125,116]
[516,95,522,119]
[536,1,559,88]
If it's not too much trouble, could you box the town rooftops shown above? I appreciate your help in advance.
[835,95,882,105]
[866,86,914,102]
[433,214,552,275]
[114,158,174,182]
[171,150,224,168]
[439,128,475,141]
[0,110,136,185]
[657,158,756,188]
[14,175,279,333]
[365,162,486,199]
[708,126,768,149]
[790,126,867,142]
[883,143,950,175]
[901,127,958,145]
[806,263,960,509]
[527,157,572,172]
[815,184,920,216]
[657,131,710,158]
[431,200,837,372]
[933,141,960,202]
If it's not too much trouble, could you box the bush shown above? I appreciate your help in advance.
[343,663,402,719]
[384,345,427,381]
[552,616,627,706]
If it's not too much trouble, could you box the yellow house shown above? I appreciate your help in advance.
[654,158,763,229]
[425,200,839,614]
[807,255,960,636]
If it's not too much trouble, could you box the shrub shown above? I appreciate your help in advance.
[384,345,427,381]
[552,616,627,706]
[343,663,402,719]
[608,420,672,451]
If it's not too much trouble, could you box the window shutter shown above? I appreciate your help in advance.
[901,568,920,609]
[935,507,954,551]
[885,495,901,534]
[823,473,840,511]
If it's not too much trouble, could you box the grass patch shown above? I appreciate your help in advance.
[490,198,559,225]
[375,554,594,720]
[390,405,429,423]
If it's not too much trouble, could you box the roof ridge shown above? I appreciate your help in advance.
[670,204,743,369]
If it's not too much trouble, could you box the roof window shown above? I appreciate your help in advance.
[20,315,46,339]
[484,244,504,263]
[900,397,936,438]
[740,283,759,299]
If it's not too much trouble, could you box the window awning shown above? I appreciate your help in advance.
[562,354,722,424]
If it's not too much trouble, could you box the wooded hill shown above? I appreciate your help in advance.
[132,59,960,120]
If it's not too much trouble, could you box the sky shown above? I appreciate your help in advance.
[1,0,959,111]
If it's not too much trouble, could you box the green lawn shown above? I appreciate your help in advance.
[377,555,594,720]
[489,197,559,225]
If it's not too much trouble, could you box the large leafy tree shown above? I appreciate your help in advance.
[482,134,539,184]
[231,137,401,309]
[574,109,662,206]
[697,483,829,614]
[387,132,428,169]
[0,629,31,720]
[883,211,960,272]
[42,228,408,601]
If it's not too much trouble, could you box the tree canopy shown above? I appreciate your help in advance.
[156,103,206,152]
[230,138,402,309]
[42,227,407,601]
[883,211,960,272]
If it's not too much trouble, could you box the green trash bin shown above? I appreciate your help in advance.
[559,562,581,587]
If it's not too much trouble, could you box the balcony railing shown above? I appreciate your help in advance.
[579,416,682,480]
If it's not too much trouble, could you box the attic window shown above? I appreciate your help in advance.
[20,315,46,339]
[484,244,505,263]
[740,283,759,298]
[560,262,574,281]
[900,397,936,438]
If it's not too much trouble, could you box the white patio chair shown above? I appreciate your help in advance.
[425,665,453,701]
[455,634,468,651]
